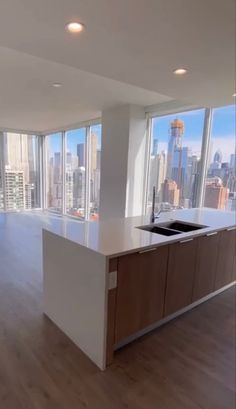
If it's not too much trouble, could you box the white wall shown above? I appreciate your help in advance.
[99,104,146,221]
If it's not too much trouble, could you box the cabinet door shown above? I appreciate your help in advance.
[115,246,168,343]
[192,233,219,302]
[214,228,236,290]
[164,238,197,317]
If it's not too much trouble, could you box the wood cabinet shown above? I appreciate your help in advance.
[214,228,236,290]
[164,238,197,317]
[115,246,168,343]
[192,232,219,302]
[108,227,235,360]
[232,254,236,282]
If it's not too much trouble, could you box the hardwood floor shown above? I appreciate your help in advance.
[0,212,235,409]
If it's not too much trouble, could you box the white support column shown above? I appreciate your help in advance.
[125,105,147,217]
[99,104,146,221]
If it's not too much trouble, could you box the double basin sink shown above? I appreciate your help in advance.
[137,220,207,236]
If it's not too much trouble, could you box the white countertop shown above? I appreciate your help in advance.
[43,208,236,258]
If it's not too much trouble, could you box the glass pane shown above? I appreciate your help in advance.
[204,105,236,211]
[65,128,86,219]
[147,109,205,213]
[89,124,101,220]
[46,133,62,212]
[0,132,40,211]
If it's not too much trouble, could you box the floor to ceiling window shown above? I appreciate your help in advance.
[0,132,41,211]
[0,122,102,219]
[203,105,236,211]
[45,133,63,213]
[63,123,102,220]
[146,105,236,214]
[146,109,206,212]
[65,127,86,219]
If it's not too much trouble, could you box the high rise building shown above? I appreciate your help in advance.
[77,143,85,167]
[152,138,158,156]
[190,156,201,207]
[25,183,34,209]
[149,151,167,200]
[73,167,85,211]
[230,153,236,169]
[49,152,62,210]
[204,177,229,209]
[161,179,180,206]
[167,118,184,179]
[4,133,30,183]
[171,146,189,201]
[4,169,25,210]
[213,149,223,164]
[0,188,3,210]
[66,164,73,212]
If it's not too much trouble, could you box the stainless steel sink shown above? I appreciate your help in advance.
[158,220,207,232]
[140,225,182,236]
[137,220,207,236]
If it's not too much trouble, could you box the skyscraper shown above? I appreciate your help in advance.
[204,177,229,209]
[73,167,85,211]
[213,149,223,164]
[152,138,158,156]
[4,133,30,183]
[77,143,85,167]
[161,179,180,206]
[149,151,167,200]
[167,118,184,179]
[4,169,25,210]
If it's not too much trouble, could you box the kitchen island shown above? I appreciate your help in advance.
[43,208,236,370]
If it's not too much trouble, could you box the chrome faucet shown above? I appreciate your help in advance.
[150,186,174,223]
[150,186,159,223]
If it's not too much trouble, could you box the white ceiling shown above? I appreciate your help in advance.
[0,0,235,133]
[0,46,170,133]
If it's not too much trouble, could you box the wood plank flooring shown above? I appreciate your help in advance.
[0,212,235,409]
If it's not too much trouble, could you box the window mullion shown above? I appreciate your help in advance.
[85,126,91,220]
[195,108,212,208]
[39,135,45,209]
[143,116,152,215]
[62,131,66,214]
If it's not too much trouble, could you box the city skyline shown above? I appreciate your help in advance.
[152,105,235,161]
[148,106,236,212]
[48,124,102,154]
[0,105,235,214]
[46,128,101,219]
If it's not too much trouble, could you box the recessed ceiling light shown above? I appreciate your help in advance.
[66,22,84,33]
[232,93,236,97]
[173,68,188,75]
[52,83,62,88]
